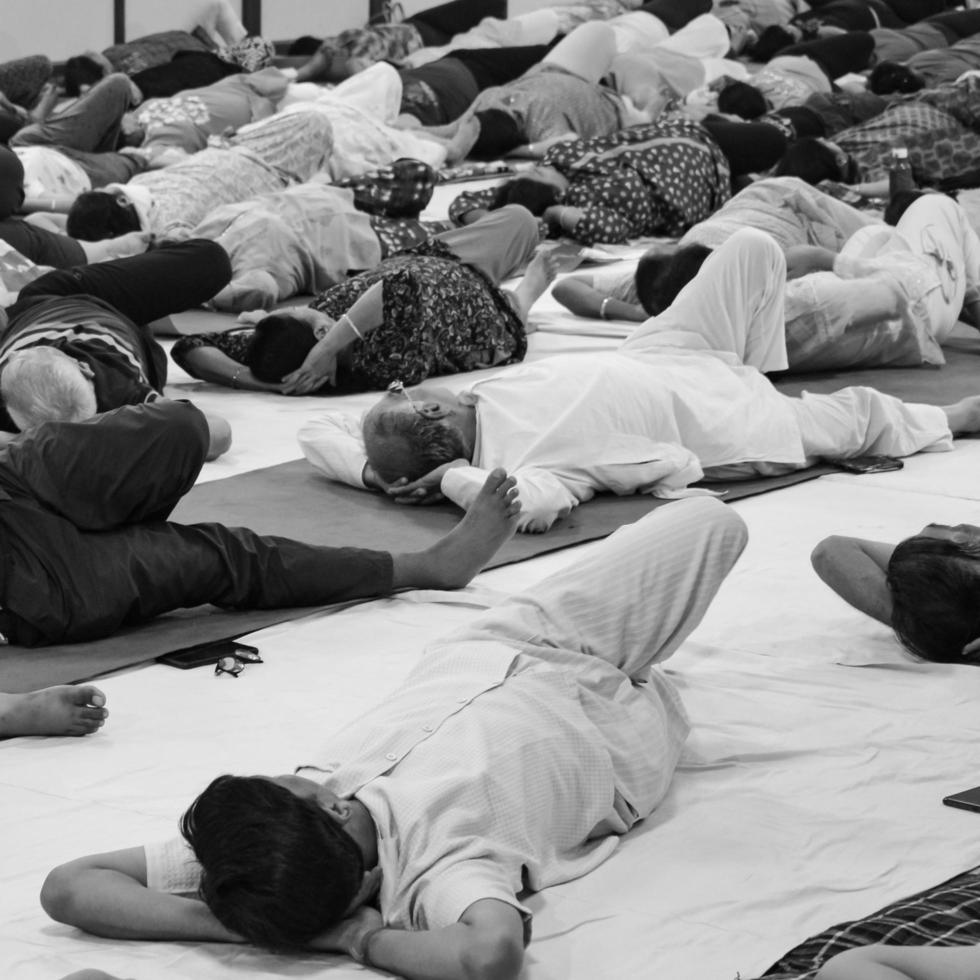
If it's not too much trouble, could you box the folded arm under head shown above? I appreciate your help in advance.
[811,523,980,664]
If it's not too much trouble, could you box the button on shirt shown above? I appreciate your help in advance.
[145,638,689,934]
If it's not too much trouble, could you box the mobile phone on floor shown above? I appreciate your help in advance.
[157,640,260,670]
[943,785,980,814]
[833,455,904,475]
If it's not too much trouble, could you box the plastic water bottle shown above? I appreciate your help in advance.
[889,147,915,195]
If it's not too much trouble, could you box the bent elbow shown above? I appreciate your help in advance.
[810,536,841,578]
[460,933,524,980]
[40,864,79,924]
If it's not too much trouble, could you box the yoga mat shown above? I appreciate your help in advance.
[6,334,978,693]
[0,464,827,694]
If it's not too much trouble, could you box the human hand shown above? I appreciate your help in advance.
[281,343,339,395]
[236,309,270,326]
[386,460,468,505]
[104,231,152,259]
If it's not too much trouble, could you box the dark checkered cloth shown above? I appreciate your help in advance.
[335,158,435,219]
[752,868,980,980]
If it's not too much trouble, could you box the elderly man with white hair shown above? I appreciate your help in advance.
[0,237,232,457]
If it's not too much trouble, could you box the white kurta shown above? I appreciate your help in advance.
[299,230,952,533]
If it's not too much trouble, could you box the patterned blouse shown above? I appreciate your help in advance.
[450,117,732,245]
[172,241,526,392]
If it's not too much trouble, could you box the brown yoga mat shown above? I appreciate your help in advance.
[3,333,978,692]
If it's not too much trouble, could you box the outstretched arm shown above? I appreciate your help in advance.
[551,274,646,322]
[41,847,241,943]
[313,898,525,980]
[816,942,980,980]
[810,535,895,626]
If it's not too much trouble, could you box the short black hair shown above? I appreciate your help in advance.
[748,25,797,62]
[635,243,713,317]
[470,109,524,160]
[774,138,843,185]
[717,81,767,120]
[868,61,924,95]
[490,175,560,216]
[66,190,141,241]
[245,314,317,383]
[888,536,980,664]
[364,407,468,484]
[63,55,107,98]
[181,775,364,950]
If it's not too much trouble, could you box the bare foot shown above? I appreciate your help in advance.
[391,469,519,589]
[506,247,562,325]
[0,686,108,737]
[942,395,980,435]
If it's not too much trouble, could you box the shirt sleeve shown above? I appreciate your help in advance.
[448,187,498,226]
[570,172,652,245]
[297,412,370,488]
[144,836,203,896]
[442,464,582,533]
[0,399,209,529]
[411,858,532,942]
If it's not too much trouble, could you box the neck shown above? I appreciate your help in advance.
[348,797,380,869]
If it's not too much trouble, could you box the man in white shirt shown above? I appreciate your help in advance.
[41,495,747,978]
[299,227,980,533]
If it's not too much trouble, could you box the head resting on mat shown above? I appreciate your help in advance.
[66,190,141,241]
[888,524,980,664]
[635,242,713,317]
[775,137,858,186]
[717,81,767,120]
[470,109,525,160]
[245,313,319,383]
[1,346,97,431]
[0,146,25,220]
[868,61,924,96]
[363,383,477,485]
[63,54,110,98]
[489,165,567,216]
[181,773,378,949]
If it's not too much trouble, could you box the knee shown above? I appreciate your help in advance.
[724,227,784,271]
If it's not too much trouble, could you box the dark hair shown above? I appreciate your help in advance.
[0,110,22,146]
[717,81,767,120]
[868,61,923,95]
[489,175,560,216]
[748,25,797,62]
[287,35,323,56]
[180,775,364,950]
[470,109,524,160]
[364,408,468,483]
[245,314,317,383]
[635,244,713,317]
[63,55,107,98]
[775,105,826,139]
[66,190,141,241]
[883,188,927,227]
[774,138,844,185]
[888,536,980,664]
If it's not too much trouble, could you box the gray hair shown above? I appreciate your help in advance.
[2,347,98,431]
[363,408,467,484]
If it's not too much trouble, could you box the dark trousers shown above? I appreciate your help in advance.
[782,31,876,78]
[408,0,508,47]
[0,400,394,646]
[926,8,980,42]
[639,0,712,33]
[11,239,232,328]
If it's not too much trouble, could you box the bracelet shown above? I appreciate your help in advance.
[599,297,611,320]
[350,925,385,966]
[340,314,364,342]
[231,366,245,389]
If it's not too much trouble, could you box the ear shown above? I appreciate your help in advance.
[458,391,478,407]
[961,636,980,659]
[322,798,354,824]
[77,361,95,382]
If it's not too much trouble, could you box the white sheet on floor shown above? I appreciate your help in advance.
[4,181,980,980]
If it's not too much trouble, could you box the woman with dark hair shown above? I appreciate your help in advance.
[811,522,980,665]
[449,114,786,246]
[171,207,557,395]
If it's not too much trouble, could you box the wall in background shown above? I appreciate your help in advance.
[0,0,570,63]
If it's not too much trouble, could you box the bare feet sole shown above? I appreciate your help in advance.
[510,247,562,324]
[0,685,108,737]
[416,468,520,589]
